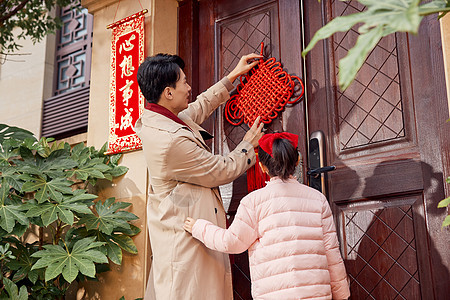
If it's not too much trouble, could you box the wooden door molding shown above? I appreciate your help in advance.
[304,1,449,299]
[180,1,307,298]
[178,0,199,102]
[179,0,450,298]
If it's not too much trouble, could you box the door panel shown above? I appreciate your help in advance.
[304,0,449,299]
[179,0,449,299]
[198,0,306,298]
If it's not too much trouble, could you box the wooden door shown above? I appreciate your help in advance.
[179,0,307,298]
[178,0,450,299]
[304,1,450,299]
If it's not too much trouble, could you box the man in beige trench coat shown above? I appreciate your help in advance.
[135,52,263,300]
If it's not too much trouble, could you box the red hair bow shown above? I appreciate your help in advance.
[259,132,299,157]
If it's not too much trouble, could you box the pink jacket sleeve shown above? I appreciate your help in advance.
[321,198,351,299]
[192,198,258,254]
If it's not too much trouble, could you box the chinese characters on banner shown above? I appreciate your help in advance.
[106,10,147,154]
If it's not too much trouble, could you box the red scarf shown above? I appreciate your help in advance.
[145,102,190,129]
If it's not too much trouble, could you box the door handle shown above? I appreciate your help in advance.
[308,131,335,195]
[307,165,336,177]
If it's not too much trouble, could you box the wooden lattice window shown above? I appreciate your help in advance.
[41,3,93,139]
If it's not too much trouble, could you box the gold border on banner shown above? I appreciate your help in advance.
[105,11,147,155]
[107,9,148,30]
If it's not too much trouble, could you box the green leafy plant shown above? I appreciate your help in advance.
[0,124,139,299]
[302,0,450,90]
[438,176,450,227]
[0,0,77,54]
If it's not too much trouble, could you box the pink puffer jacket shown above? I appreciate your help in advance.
[192,177,350,300]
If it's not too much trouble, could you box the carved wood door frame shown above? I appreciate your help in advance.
[178,0,450,299]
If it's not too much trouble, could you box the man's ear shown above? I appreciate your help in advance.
[163,87,172,99]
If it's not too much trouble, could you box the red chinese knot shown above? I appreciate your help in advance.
[225,43,305,126]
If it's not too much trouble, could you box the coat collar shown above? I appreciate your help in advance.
[266,176,298,185]
[138,109,211,151]
[145,102,191,130]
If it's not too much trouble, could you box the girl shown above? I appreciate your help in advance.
[184,132,350,300]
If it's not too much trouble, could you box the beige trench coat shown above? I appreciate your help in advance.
[135,78,256,300]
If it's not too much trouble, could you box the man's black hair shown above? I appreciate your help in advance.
[137,53,185,104]
[258,138,298,180]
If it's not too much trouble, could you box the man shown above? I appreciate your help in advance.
[135,52,263,299]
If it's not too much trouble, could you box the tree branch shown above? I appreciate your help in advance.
[0,0,31,24]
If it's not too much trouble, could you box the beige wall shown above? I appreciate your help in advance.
[0,29,55,136]
[80,0,178,298]
[440,14,450,118]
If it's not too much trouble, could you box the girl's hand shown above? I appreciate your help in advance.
[183,217,196,234]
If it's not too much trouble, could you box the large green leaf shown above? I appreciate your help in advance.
[302,0,449,90]
[31,237,108,282]
[420,0,450,16]
[438,196,450,208]
[0,179,28,233]
[96,231,139,265]
[0,205,29,234]
[0,143,17,166]
[109,234,138,254]
[8,242,40,284]
[107,165,129,178]
[25,194,94,226]
[0,166,23,191]
[22,177,73,203]
[1,277,28,300]
[16,149,77,180]
[78,198,138,235]
[338,25,385,91]
[67,158,111,181]
[0,124,36,144]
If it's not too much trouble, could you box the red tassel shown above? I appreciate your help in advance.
[247,149,270,192]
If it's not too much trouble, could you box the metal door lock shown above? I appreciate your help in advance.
[308,131,334,195]
[307,165,336,178]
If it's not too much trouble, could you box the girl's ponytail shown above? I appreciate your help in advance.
[258,136,298,180]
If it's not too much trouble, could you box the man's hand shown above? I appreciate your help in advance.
[227,53,263,83]
[183,217,196,234]
[243,116,264,148]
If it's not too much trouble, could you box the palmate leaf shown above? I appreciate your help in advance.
[1,277,28,300]
[0,143,17,166]
[0,166,23,191]
[338,25,386,90]
[0,124,36,145]
[442,215,450,227]
[8,242,40,284]
[0,223,28,238]
[16,148,77,180]
[67,157,111,181]
[0,179,28,233]
[25,194,94,226]
[31,237,107,283]
[302,0,449,90]
[438,196,450,208]
[22,177,73,203]
[78,198,138,235]
[97,231,139,265]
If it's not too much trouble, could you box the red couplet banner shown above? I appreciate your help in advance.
[106,11,146,154]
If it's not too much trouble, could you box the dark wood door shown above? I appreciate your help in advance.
[178,0,450,299]
[304,1,450,299]
[181,1,307,298]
